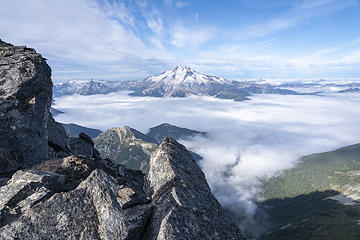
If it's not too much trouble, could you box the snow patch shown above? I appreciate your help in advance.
[279,223,292,230]
[325,194,357,206]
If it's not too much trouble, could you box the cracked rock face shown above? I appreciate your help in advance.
[146,138,246,240]
[0,157,152,240]
[68,132,101,159]
[0,40,52,175]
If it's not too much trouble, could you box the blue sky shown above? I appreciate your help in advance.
[1,0,360,82]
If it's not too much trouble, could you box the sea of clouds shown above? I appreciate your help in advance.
[53,91,360,234]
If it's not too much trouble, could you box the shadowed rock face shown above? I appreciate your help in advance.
[0,40,97,174]
[0,40,52,175]
[48,114,71,158]
[0,40,246,239]
[146,138,246,240]
[69,133,100,159]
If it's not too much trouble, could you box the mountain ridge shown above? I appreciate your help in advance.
[93,123,205,172]
[53,66,299,100]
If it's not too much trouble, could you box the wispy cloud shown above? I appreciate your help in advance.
[256,37,277,45]
[170,24,215,48]
[175,1,191,8]
[342,49,360,64]
[0,0,176,81]
[297,0,337,9]
[240,0,357,38]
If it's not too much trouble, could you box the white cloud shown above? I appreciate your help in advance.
[297,0,336,9]
[0,0,173,81]
[0,0,152,61]
[175,1,190,8]
[97,0,136,27]
[170,24,214,48]
[146,17,164,36]
[342,49,360,64]
[53,92,360,234]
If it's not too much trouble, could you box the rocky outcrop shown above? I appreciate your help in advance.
[48,114,71,158]
[146,138,245,240]
[0,40,52,176]
[0,169,66,227]
[0,155,151,240]
[0,139,246,240]
[0,39,83,175]
[70,132,101,158]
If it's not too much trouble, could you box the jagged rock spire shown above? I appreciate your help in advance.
[146,137,246,240]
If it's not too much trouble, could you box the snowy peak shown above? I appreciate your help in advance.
[128,66,234,97]
[146,66,231,86]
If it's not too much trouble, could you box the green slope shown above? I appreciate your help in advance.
[93,126,157,172]
[215,88,250,101]
[259,143,360,240]
[262,143,360,199]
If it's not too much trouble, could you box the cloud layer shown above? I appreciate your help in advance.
[53,92,360,233]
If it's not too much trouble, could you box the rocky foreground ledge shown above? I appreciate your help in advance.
[0,40,246,239]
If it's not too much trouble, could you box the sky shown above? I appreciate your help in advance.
[53,91,360,234]
[1,0,360,82]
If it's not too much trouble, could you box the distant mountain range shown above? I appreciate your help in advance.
[53,80,127,97]
[338,87,360,93]
[53,66,299,101]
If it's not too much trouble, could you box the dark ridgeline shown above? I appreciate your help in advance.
[0,40,246,239]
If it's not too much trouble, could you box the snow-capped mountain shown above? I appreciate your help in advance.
[146,66,230,85]
[129,66,232,97]
[53,66,300,100]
